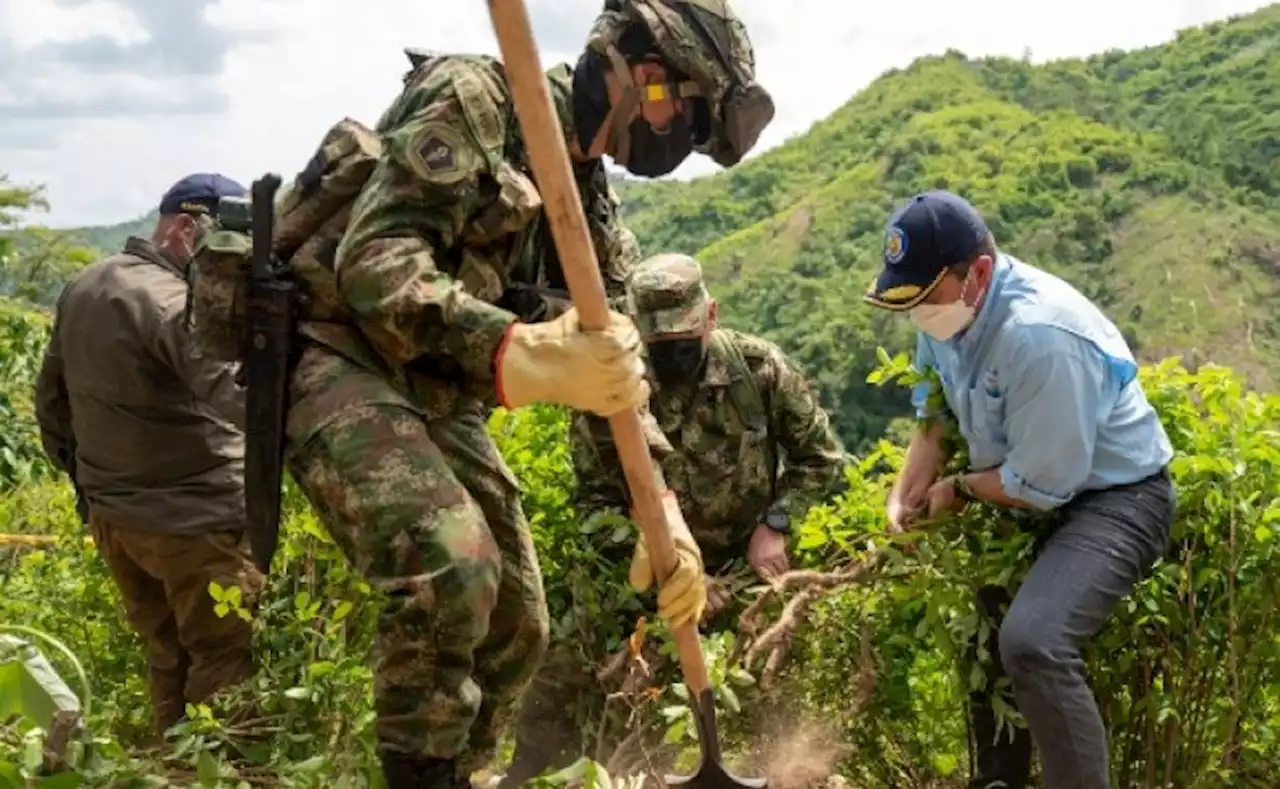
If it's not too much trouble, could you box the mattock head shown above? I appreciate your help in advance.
[664,688,769,789]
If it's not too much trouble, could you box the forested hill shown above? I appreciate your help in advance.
[35,2,1280,451]
[614,3,1280,448]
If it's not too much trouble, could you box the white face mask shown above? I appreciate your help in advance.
[909,272,977,341]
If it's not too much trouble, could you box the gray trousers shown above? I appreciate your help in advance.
[968,466,1175,789]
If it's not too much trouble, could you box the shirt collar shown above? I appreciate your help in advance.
[124,235,184,276]
[950,252,1012,353]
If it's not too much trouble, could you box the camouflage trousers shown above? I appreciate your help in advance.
[88,510,263,734]
[284,344,550,772]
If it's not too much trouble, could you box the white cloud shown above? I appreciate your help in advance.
[0,0,147,50]
[2,0,1272,228]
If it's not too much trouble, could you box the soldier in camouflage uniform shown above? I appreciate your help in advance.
[499,252,846,785]
[251,4,776,788]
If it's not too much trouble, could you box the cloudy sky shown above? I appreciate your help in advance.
[1,0,1271,228]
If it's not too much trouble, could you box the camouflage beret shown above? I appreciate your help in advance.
[585,0,775,167]
[627,252,710,339]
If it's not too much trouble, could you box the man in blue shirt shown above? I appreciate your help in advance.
[863,190,1176,789]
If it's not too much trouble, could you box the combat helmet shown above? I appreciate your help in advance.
[585,0,775,168]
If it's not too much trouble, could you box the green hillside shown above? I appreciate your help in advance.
[64,210,156,255]
[613,3,1280,449]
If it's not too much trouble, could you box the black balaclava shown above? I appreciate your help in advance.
[647,337,706,386]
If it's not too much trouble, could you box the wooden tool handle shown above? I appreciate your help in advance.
[486,0,711,695]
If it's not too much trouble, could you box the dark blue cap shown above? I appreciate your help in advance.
[863,190,990,311]
[157,173,246,217]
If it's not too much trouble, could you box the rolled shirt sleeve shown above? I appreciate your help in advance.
[998,328,1106,510]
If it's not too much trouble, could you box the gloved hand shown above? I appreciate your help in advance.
[495,307,649,416]
[628,492,706,629]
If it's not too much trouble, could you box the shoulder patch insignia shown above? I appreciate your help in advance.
[405,123,469,185]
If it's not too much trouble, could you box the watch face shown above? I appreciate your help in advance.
[767,512,789,531]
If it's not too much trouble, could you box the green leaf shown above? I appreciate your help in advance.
[291,756,327,774]
[721,684,741,713]
[969,662,985,692]
[300,517,331,542]
[196,749,220,787]
[663,717,688,745]
[0,763,23,789]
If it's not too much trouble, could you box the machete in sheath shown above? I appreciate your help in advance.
[244,173,295,574]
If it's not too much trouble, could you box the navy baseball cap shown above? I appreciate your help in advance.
[157,173,246,217]
[863,190,991,311]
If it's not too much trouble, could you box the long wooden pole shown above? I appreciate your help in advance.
[486,0,713,698]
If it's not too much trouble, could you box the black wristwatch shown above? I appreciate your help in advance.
[763,506,791,535]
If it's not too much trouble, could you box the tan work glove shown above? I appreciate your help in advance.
[496,307,650,416]
[628,492,707,629]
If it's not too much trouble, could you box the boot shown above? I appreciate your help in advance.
[381,752,469,789]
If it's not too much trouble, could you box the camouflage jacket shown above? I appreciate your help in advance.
[300,54,641,420]
[569,328,846,569]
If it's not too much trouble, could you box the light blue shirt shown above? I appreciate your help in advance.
[911,253,1174,511]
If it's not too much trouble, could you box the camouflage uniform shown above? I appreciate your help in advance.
[280,55,639,776]
[185,2,774,782]
[503,253,846,782]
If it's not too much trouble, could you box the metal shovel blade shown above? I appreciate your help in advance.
[664,689,768,789]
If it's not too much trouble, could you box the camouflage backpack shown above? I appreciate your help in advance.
[186,116,384,363]
[585,0,774,167]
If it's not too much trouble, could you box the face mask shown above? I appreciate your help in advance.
[909,272,977,341]
[647,338,705,385]
[623,114,694,177]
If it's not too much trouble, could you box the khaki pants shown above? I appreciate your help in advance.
[89,510,264,733]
